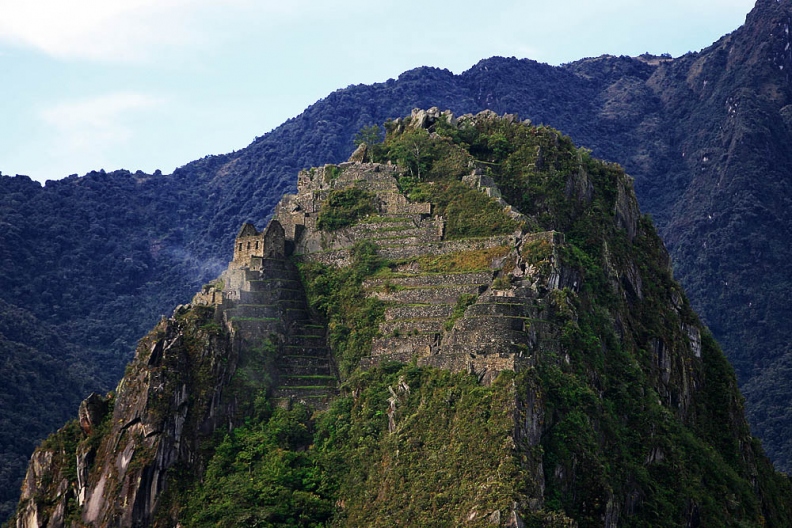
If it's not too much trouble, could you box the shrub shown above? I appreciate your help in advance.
[316,188,376,231]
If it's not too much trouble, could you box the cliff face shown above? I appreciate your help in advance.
[12,111,792,527]
[14,307,235,527]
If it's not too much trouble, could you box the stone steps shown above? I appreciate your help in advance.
[278,374,337,388]
[365,234,441,246]
[297,236,511,265]
[246,278,303,291]
[371,334,438,358]
[444,328,529,349]
[372,284,485,304]
[279,355,334,371]
[271,387,339,408]
[224,246,338,409]
[385,304,454,320]
[225,304,282,319]
[441,342,529,357]
[364,271,492,289]
[227,318,280,342]
[286,334,326,347]
[382,203,432,215]
[376,236,512,262]
[240,288,306,303]
[332,176,399,192]
[364,226,432,237]
[465,301,527,317]
[449,315,528,334]
[379,318,446,336]
[255,258,295,273]
[280,344,329,356]
[272,385,339,398]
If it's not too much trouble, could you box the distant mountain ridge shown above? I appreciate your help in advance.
[3,0,792,518]
[13,110,792,527]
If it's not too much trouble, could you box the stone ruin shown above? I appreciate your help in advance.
[195,109,569,398]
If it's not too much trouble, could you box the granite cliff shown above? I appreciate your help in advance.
[11,111,792,527]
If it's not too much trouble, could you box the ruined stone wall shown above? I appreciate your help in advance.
[262,220,286,258]
[232,221,286,268]
[232,232,264,267]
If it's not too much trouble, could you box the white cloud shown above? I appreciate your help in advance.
[0,0,369,61]
[39,92,164,165]
[0,0,217,61]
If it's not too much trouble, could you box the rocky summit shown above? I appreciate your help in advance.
[11,5,792,516]
[11,111,792,527]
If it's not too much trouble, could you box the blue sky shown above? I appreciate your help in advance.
[0,0,757,183]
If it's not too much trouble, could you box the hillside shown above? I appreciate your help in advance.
[12,111,792,527]
[4,0,792,517]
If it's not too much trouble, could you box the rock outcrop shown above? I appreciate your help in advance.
[12,110,792,527]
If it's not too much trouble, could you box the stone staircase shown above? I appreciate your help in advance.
[221,257,337,409]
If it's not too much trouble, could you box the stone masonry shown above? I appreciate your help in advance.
[197,219,337,409]
[203,109,567,396]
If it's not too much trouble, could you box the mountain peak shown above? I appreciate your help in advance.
[13,111,792,527]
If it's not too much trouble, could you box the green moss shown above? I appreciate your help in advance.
[406,245,510,273]
[324,164,342,182]
[444,294,478,331]
[298,241,386,378]
[316,188,377,231]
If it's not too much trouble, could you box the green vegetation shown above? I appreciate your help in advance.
[353,125,384,163]
[377,115,599,235]
[316,188,377,231]
[444,293,477,331]
[298,241,386,378]
[181,364,535,527]
[377,126,521,239]
[323,164,342,182]
[182,404,333,527]
[412,178,520,238]
[315,365,525,526]
[407,246,510,273]
[353,124,383,148]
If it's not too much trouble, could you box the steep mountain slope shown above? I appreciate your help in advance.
[0,299,102,518]
[13,111,792,528]
[4,0,792,515]
[636,2,792,472]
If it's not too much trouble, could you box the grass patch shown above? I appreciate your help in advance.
[444,294,478,331]
[316,188,377,231]
[409,245,509,273]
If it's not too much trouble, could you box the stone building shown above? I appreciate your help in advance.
[231,220,286,268]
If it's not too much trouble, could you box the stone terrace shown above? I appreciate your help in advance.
[214,256,338,409]
[364,270,493,363]
[269,159,562,383]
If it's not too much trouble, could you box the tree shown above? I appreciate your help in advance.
[387,128,433,179]
[354,125,383,162]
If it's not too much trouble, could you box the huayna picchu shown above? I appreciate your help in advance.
[11,109,792,527]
